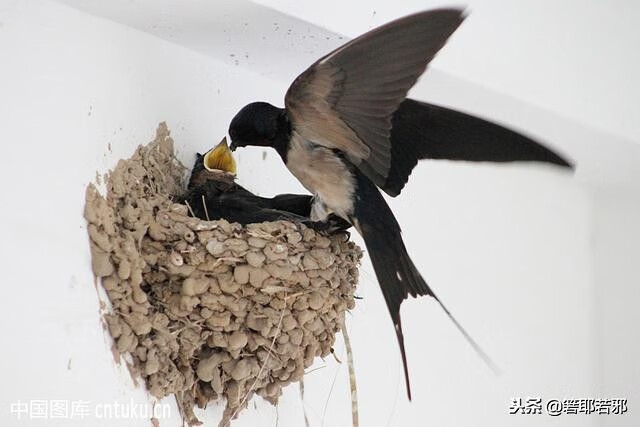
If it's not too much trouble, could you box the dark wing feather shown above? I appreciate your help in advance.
[383,99,574,196]
[285,9,465,188]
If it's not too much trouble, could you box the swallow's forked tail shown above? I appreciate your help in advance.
[354,191,498,399]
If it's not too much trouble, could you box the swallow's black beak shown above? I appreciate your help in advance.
[229,140,238,151]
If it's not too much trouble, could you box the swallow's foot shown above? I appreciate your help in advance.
[300,215,352,236]
[299,219,331,235]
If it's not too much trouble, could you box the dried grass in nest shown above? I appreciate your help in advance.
[84,123,362,426]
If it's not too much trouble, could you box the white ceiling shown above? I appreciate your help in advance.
[53,0,640,189]
[57,0,640,143]
[254,0,640,144]
[54,0,345,83]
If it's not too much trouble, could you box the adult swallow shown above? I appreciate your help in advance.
[227,9,573,398]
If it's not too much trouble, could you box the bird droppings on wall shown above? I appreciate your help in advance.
[84,123,362,426]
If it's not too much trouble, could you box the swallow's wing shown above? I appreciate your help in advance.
[285,9,464,189]
[383,100,574,196]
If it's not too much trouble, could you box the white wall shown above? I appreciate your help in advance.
[0,1,637,426]
[0,1,301,426]
[592,190,640,427]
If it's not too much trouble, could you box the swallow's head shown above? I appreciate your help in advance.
[228,102,285,151]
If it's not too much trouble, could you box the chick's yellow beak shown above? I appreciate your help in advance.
[203,137,237,175]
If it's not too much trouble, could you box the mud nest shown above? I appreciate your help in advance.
[84,123,362,425]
